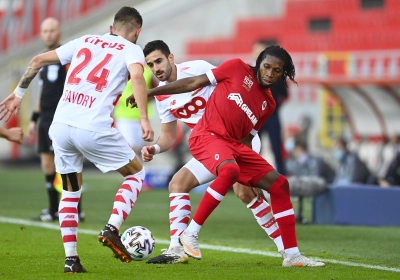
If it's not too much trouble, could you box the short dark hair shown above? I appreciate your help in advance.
[143,40,171,58]
[254,45,297,88]
[113,6,142,29]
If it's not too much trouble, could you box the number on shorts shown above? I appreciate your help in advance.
[67,48,113,92]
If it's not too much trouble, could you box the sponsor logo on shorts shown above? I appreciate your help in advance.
[227,93,258,126]
[215,154,219,160]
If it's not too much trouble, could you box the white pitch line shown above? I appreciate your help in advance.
[1,216,399,273]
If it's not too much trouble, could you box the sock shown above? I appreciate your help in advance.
[247,196,284,252]
[45,173,58,215]
[169,193,191,248]
[267,175,299,254]
[190,163,240,231]
[59,189,81,257]
[108,169,145,231]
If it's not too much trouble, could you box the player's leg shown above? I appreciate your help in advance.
[180,136,240,259]
[233,183,283,253]
[33,120,58,221]
[48,123,86,273]
[252,167,325,266]
[147,158,215,264]
[233,133,284,253]
[79,127,144,263]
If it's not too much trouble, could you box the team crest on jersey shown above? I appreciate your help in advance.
[242,75,254,91]
[227,93,258,126]
[262,101,267,110]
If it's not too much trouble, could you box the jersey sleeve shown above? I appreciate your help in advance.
[125,44,145,69]
[55,38,80,65]
[206,59,241,86]
[155,98,177,124]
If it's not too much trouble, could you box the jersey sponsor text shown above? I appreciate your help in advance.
[227,93,258,126]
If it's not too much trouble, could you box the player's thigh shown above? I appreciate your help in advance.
[115,119,144,152]
[73,127,136,173]
[189,135,237,176]
[169,158,216,193]
[48,123,84,174]
[235,143,275,187]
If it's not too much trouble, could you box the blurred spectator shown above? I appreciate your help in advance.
[378,145,400,187]
[377,135,400,179]
[252,40,288,175]
[286,141,335,184]
[286,140,334,223]
[332,138,370,185]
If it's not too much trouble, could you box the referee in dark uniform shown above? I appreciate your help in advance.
[28,18,83,221]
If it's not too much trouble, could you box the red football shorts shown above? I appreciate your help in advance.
[188,134,275,187]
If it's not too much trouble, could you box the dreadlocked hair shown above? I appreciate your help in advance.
[254,45,297,88]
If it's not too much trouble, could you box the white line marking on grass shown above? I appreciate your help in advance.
[1,216,399,273]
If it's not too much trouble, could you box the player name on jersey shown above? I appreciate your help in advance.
[62,89,96,108]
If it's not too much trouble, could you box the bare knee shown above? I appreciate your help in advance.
[233,183,257,205]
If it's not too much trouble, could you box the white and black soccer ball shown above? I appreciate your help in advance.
[121,226,155,261]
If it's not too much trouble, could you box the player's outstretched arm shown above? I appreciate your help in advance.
[129,63,154,142]
[126,74,212,108]
[148,74,211,97]
[0,51,60,121]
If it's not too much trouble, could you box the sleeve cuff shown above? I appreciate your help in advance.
[206,70,217,86]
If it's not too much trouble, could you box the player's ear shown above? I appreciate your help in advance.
[135,27,142,38]
[168,53,175,64]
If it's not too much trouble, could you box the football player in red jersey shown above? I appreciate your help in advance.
[131,45,325,267]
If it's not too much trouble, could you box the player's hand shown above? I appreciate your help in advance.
[141,145,156,162]
[126,94,138,108]
[0,93,22,122]
[140,119,154,142]
[27,121,37,139]
[6,127,24,144]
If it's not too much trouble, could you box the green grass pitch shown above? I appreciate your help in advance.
[1,166,400,279]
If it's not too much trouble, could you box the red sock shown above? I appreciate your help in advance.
[192,163,240,226]
[268,175,298,250]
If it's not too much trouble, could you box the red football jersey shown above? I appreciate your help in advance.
[190,59,276,141]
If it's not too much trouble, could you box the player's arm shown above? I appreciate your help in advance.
[129,63,154,142]
[0,127,24,144]
[240,133,254,149]
[148,74,211,97]
[141,121,177,162]
[0,51,60,121]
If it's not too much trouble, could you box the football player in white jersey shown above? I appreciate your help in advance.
[136,40,284,264]
[0,7,153,273]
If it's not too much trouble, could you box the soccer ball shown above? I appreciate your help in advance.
[121,226,155,261]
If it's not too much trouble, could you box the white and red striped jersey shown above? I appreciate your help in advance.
[53,34,144,132]
[155,60,216,129]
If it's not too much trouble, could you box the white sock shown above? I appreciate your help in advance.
[169,193,191,248]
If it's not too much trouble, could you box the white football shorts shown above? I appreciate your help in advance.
[185,133,261,185]
[114,119,145,152]
[49,122,135,174]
